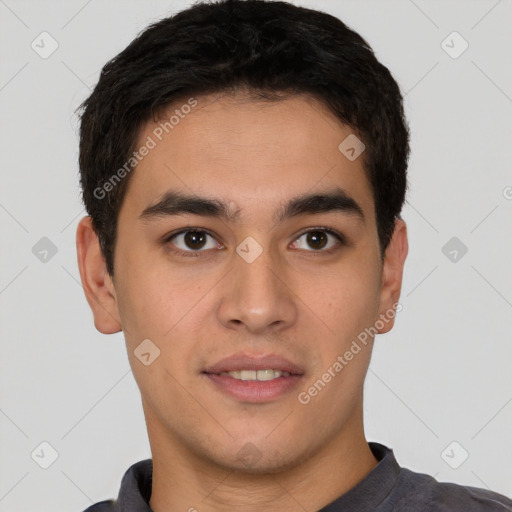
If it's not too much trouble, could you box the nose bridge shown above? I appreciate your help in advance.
[236,242,280,298]
[217,236,297,332]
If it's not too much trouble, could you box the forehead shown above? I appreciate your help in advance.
[121,93,375,224]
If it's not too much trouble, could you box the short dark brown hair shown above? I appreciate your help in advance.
[78,0,410,276]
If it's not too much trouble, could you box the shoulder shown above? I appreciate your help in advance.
[81,500,115,512]
[391,467,512,511]
[79,458,153,512]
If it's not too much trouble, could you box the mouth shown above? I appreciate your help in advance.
[218,369,292,381]
[202,353,304,403]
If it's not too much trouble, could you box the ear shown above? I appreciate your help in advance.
[76,216,122,334]
[376,218,408,334]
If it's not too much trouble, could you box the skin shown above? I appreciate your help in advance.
[76,92,408,512]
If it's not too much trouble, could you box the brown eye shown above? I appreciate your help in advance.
[291,229,344,253]
[306,231,328,250]
[167,230,220,253]
[183,231,207,250]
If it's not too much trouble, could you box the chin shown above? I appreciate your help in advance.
[207,440,312,475]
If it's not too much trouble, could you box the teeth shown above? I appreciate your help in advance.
[219,369,290,381]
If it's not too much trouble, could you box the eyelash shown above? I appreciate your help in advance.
[163,227,346,258]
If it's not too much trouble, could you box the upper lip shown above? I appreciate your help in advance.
[202,353,304,375]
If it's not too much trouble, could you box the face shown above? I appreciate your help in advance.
[78,92,407,473]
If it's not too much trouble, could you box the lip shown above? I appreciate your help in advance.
[202,353,304,375]
[202,353,305,403]
[204,373,302,403]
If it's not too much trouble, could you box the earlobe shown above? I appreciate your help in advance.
[376,218,408,334]
[76,216,122,334]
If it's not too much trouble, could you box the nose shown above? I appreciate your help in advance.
[216,242,298,335]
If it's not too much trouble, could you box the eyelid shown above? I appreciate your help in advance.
[292,226,345,243]
[164,226,346,256]
[163,228,223,257]
[291,227,346,254]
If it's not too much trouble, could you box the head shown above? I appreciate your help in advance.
[77,0,409,473]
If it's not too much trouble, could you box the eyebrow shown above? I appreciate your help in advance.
[139,186,365,225]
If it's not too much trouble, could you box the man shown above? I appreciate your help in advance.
[75,0,512,510]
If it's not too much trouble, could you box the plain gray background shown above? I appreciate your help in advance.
[1,0,511,510]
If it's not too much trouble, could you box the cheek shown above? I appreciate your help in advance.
[114,255,214,366]
[116,271,198,401]
[297,264,379,413]
[113,261,173,349]
[320,260,380,330]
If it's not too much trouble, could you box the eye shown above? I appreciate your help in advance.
[164,227,345,258]
[290,228,344,254]
[166,229,222,256]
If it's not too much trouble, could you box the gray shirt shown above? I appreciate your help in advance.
[83,442,512,511]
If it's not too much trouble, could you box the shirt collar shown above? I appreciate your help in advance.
[319,442,401,511]
[114,458,153,511]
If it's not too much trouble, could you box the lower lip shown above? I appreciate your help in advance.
[203,373,303,403]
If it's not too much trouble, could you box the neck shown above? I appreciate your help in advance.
[146,402,379,512]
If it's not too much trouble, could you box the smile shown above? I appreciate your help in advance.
[219,369,291,381]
